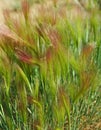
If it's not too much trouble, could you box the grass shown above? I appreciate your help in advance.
[0,0,101,130]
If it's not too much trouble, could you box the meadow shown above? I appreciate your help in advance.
[0,0,101,130]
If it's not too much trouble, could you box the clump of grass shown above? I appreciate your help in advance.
[0,0,101,130]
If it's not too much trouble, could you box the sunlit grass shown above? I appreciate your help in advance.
[0,0,101,130]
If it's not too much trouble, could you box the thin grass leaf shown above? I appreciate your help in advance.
[15,64,32,93]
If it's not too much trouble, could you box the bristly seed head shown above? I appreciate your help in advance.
[15,48,33,64]
[21,0,30,21]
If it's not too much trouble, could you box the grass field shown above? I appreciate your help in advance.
[0,0,101,130]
